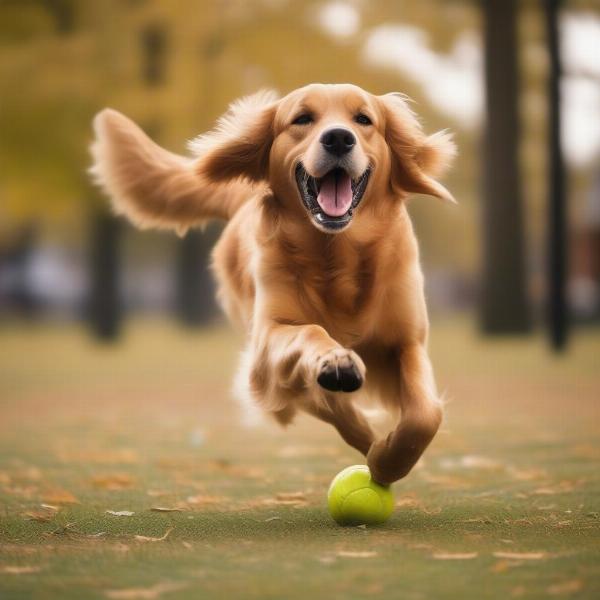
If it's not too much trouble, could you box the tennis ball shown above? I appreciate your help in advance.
[327,465,394,526]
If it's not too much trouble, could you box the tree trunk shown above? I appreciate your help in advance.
[175,227,219,327]
[480,0,531,334]
[544,0,568,351]
[88,208,121,340]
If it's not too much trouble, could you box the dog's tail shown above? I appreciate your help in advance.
[90,109,253,235]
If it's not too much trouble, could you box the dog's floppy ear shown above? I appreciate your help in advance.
[379,93,456,203]
[190,89,280,184]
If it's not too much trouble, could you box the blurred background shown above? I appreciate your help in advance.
[0,0,599,345]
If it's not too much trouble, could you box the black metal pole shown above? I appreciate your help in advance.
[545,0,568,351]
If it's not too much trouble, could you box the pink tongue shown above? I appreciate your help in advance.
[317,171,352,217]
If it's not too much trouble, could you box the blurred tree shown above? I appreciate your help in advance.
[544,0,568,351]
[39,0,75,35]
[175,227,219,325]
[88,207,121,339]
[480,0,531,334]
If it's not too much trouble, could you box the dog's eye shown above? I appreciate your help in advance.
[355,113,372,126]
[292,113,313,126]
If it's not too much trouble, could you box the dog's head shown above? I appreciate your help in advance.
[193,83,456,233]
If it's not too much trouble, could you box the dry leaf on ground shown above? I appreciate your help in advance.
[508,467,548,481]
[134,528,174,543]
[336,551,377,558]
[147,490,170,498]
[186,495,227,506]
[23,509,55,522]
[396,496,421,509]
[58,448,138,465]
[1,566,42,574]
[433,552,478,560]
[92,474,134,490]
[418,472,471,489]
[106,510,135,517]
[276,492,307,501]
[547,580,584,595]
[262,492,309,507]
[491,560,524,573]
[493,551,547,560]
[150,507,184,513]
[104,581,187,599]
[439,455,502,470]
[43,489,78,504]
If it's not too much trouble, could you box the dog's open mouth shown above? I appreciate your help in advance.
[295,163,370,231]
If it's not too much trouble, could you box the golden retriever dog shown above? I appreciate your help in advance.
[91,83,455,485]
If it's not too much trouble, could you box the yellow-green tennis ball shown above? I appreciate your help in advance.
[327,465,394,526]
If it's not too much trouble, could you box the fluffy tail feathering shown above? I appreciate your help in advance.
[90,109,252,236]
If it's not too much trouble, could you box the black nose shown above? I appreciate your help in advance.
[320,128,356,157]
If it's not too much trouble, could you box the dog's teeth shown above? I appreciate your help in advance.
[310,177,319,195]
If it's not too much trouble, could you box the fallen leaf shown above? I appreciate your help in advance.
[43,489,78,504]
[493,552,547,560]
[185,494,226,506]
[276,491,307,502]
[418,472,471,489]
[506,518,534,526]
[547,580,584,595]
[461,517,492,524]
[104,581,187,599]
[206,459,265,479]
[58,448,138,465]
[92,474,134,490]
[134,528,174,543]
[3,485,38,498]
[150,507,183,513]
[440,455,502,470]
[264,516,281,522]
[396,496,421,508]
[278,445,340,458]
[40,504,59,511]
[23,509,55,522]
[532,487,561,496]
[255,492,309,508]
[433,552,478,560]
[1,566,42,574]
[336,551,377,558]
[147,490,170,498]
[106,510,135,517]
[570,444,600,459]
[554,520,572,528]
[508,467,547,481]
[491,560,524,573]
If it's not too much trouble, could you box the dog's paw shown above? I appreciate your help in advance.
[316,348,365,393]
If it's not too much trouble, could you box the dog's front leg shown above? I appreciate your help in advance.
[252,322,366,395]
[367,344,443,485]
[301,392,375,456]
[249,322,374,454]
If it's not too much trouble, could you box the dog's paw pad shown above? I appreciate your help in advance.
[316,350,364,393]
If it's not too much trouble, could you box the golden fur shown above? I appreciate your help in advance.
[91,83,456,484]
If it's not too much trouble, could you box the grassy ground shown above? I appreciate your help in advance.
[0,318,599,599]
